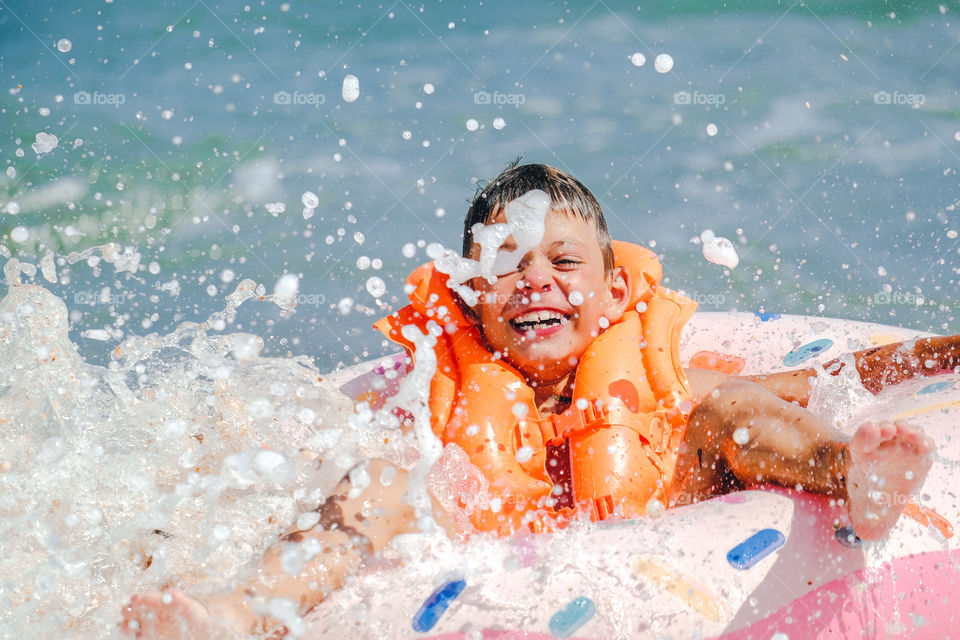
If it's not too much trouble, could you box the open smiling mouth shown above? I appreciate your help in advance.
[509,310,570,332]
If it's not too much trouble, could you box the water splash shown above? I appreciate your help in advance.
[0,274,365,638]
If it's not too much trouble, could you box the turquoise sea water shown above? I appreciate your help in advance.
[1,0,958,371]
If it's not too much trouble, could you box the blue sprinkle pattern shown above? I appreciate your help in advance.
[754,312,782,322]
[917,381,953,395]
[549,596,596,638]
[727,528,786,570]
[411,579,467,633]
[783,338,834,367]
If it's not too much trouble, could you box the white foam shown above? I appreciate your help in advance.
[807,354,875,432]
[699,229,739,269]
[0,279,362,636]
[425,190,551,307]
[32,132,59,155]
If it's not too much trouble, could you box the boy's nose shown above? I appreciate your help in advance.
[520,263,553,291]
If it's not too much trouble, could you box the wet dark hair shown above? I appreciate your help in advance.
[462,160,615,274]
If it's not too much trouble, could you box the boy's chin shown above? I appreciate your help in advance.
[513,358,575,386]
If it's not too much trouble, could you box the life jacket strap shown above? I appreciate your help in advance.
[535,402,611,447]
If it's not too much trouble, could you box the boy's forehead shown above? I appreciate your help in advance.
[487,205,571,224]
[487,208,597,244]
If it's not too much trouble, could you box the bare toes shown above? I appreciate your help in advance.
[851,421,881,452]
[878,421,897,440]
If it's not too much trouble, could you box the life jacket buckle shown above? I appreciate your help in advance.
[538,403,610,447]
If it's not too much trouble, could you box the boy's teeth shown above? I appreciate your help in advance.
[511,310,567,330]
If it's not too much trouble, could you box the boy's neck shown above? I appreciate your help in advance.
[533,374,575,415]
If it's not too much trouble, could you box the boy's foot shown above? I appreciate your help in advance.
[845,421,933,541]
[120,591,235,639]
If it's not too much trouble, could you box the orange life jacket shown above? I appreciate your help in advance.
[375,241,697,536]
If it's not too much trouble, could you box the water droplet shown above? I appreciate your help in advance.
[301,191,319,208]
[706,123,718,136]
[423,83,435,94]
[630,52,646,67]
[493,117,506,130]
[56,39,72,53]
[568,290,584,305]
[365,276,386,297]
[265,202,286,215]
[342,74,360,103]
[466,118,479,131]
[733,427,749,445]
[274,273,299,298]
[11,226,29,243]
[654,53,674,73]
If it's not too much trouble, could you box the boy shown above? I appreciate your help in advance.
[122,162,954,638]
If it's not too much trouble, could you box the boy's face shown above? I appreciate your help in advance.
[467,209,630,386]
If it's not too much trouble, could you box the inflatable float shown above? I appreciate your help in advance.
[312,312,960,640]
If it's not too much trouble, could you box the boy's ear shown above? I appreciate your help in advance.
[608,265,631,318]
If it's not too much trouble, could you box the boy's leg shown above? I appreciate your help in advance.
[121,459,420,639]
[670,380,846,502]
[669,380,933,540]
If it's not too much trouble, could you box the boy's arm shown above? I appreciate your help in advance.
[686,335,960,405]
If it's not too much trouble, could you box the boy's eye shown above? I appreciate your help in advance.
[555,258,581,267]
